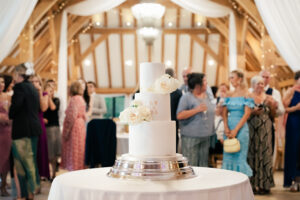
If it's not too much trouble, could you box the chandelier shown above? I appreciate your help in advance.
[131,3,165,45]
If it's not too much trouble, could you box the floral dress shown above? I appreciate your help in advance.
[61,95,86,171]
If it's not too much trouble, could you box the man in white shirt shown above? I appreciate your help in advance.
[260,70,285,154]
[260,70,285,116]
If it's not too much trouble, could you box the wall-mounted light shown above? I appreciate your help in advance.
[92,14,103,27]
[125,60,133,66]
[84,59,91,66]
[166,60,172,67]
[208,59,215,66]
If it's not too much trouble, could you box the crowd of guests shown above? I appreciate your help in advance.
[173,67,300,194]
[0,63,106,199]
[0,62,300,198]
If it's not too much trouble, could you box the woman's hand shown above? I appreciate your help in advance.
[195,103,207,113]
[252,106,263,115]
[224,126,230,138]
[295,102,300,111]
[229,129,238,138]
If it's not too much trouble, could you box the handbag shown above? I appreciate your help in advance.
[223,138,240,153]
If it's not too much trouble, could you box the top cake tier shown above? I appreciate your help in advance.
[139,62,165,93]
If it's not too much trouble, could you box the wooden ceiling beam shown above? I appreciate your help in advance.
[235,0,263,26]
[245,71,259,78]
[191,34,219,64]
[246,31,262,65]
[210,0,232,7]
[40,71,57,80]
[95,88,135,94]
[118,0,179,9]
[174,8,180,77]
[134,32,139,85]
[80,34,108,62]
[90,34,99,87]
[75,41,84,78]
[88,28,219,35]
[48,10,58,66]
[208,18,228,40]
[105,38,112,88]
[68,16,90,41]
[0,57,20,66]
[278,78,294,88]
[31,0,58,25]
[202,33,209,74]
[119,8,126,88]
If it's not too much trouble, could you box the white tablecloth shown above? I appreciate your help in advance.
[116,133,128,155]
[48,167,254,200]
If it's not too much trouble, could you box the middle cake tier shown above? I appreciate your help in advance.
[129,121,176,157]
[134,93,171,121]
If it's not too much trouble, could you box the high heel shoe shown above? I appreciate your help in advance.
[290,181,299,192]
[1,187,10,196]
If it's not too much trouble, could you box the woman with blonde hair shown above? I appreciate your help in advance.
[222,70,254,176]
[61,81,87,171]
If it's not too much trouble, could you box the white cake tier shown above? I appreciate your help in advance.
[129,121,176,157]
[139,62,165,92]
[134,93,171,121]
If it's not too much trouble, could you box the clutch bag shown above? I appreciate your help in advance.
[223,138,240,153]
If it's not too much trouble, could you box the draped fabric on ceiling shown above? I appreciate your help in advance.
[57,0,125,122]
[171,0,237,71]
[0,0,38,62]
[255,0,300,72]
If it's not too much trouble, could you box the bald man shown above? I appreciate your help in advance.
[260,70,285,116]
[179,67,214,103]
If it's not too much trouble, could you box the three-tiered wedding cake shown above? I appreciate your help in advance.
[108,62,195,180]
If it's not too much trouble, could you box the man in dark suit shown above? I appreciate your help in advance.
[9,63,42,199]
[165,68,182,152]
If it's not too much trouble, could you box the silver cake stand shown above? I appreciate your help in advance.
[107,154,196,180]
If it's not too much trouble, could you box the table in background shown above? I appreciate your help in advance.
[48,167,254,200]
[116,133,128,155]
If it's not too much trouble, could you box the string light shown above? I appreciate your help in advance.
[228,0,263,30]
[34,0,70,31]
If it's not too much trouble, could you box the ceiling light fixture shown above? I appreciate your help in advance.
[131,2,165,45]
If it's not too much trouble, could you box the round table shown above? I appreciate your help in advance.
[48,167,254,200]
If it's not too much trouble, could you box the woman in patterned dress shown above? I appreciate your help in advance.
[247,76,276,194]
[61,81,87,171]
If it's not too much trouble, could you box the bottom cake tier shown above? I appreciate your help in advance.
[107,154,196,180]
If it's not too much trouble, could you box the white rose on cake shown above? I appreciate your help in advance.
[119,100,152,125]
[149,74,180,94]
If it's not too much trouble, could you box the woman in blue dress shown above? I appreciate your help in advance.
[222,70,254,176]
[283,71,300,191]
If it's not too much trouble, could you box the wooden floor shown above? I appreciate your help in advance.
[1,170,300,200]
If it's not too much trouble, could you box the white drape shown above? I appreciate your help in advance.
[57,0,125,122]
[255,0,300,71]
[171,0,237,71]
[0,0,37,62]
